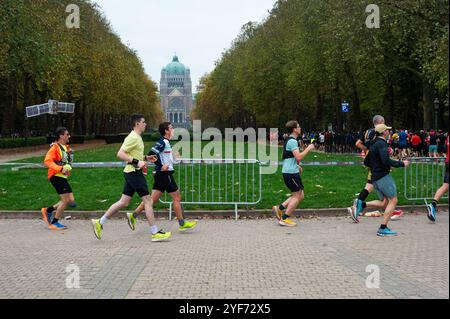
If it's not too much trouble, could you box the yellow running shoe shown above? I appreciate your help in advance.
[91,219,103,240]
[279,217,297,227]
[179,220,197,232]
[272,206,283,221]
[126,212,137,231]
[152,230,172,242]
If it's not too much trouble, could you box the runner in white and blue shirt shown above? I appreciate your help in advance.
[130,122,198,232]
[150,137,175,172]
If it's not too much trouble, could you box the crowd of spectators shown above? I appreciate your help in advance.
[280,129,448,158]
[388,129,447,158]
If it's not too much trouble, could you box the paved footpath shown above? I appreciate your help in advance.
[0,212,448,299]
[0,140,106,163]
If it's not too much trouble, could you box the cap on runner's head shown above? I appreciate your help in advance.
[375,124,392,134]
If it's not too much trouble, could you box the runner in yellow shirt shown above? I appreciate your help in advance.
[90,114,171,242]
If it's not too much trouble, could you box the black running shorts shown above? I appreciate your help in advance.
[50,176,73,195]
[123,171,150,198]
[153,171,179,194]
[282,173,304,193]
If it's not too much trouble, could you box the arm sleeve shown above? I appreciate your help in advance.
[379,143,404,168]
[148,140,165,156]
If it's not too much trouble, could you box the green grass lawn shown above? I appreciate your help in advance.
[0,140,425,211]
[11,141,361,164]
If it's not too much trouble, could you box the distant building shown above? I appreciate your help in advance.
[159,55,193,129]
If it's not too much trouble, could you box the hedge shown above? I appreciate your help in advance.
[0,137,47,149]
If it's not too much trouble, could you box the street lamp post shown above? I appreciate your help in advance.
[434,98,439,129]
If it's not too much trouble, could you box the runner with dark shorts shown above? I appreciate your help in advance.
[91,114,171,242]
[272,120,315,227]
[129,122,197,233]
[41,127,75,230]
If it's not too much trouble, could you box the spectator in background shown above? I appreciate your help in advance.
[437,130,446,157]
[325,131,333,153]
[346,132,355,153]
[398,129,408,158]
[419,130,427,156]
[411,131,422,157]
[319,132,325,151]
[427,130,438,158]
[391,130,399,156]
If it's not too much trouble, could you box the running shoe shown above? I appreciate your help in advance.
[41,208,52,226]
[179,220,197,232]
[377,227,398,237]
[151,230,172,242]
[126,212,137,231]
[426,204,436,222]
[355,199,364,219]
[48,222,68,230]
[390,210,404,220]
[278,217,297,227]
[272,206,283,221]
[91,219,103,240]
[348,199,359,223]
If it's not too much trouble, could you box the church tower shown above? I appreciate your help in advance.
[160,55,193,129]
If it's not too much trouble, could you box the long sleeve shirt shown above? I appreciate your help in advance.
[369,137,404,182]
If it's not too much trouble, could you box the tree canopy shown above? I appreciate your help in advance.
[193,0,449,132]
[0,0,162,136]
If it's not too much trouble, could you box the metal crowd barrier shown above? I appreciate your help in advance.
[404,157,448,205]
[160,159,262,220]
[1,159,262,220]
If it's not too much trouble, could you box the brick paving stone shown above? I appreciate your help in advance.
[0,213,447,299]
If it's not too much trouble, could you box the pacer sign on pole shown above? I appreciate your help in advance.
[26,100,75,118]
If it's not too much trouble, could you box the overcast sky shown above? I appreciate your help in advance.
[93,0,276,93]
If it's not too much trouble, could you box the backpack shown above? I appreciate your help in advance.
[282,136,297,160]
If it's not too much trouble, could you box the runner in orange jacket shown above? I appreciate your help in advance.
[41,127,75,230]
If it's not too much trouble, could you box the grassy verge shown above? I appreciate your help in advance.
[12,141,361,163]
[0,141,427,211]
[0,165,422,211]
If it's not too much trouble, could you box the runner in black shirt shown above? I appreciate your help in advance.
[350,124,410,236]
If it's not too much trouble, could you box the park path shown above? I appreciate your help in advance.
[0,140,106,163]
[0,213,447,299]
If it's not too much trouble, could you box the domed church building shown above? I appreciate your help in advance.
[159,55,193,129]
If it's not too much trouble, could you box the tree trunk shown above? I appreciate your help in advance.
[22,74,32,136]
[333,80,342,132]
[315,93,323,130]
[346,66,361,132]
[422,80,434,129]
[383,75,394,126]
[1,74,17,136]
